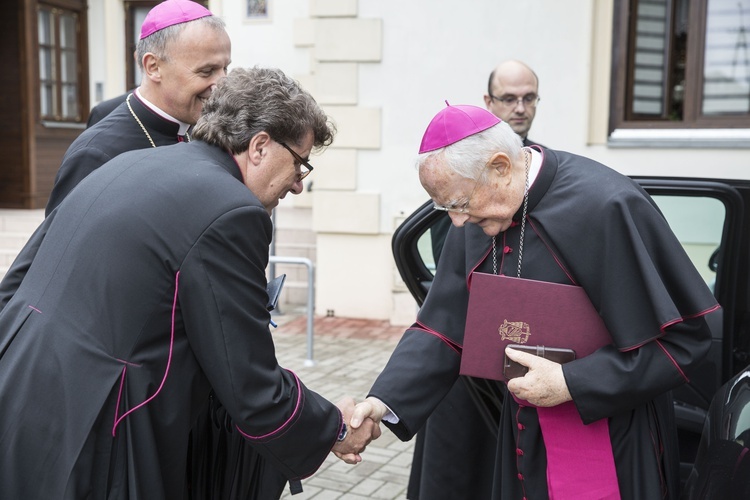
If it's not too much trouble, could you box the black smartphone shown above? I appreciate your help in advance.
[503,344,576,380]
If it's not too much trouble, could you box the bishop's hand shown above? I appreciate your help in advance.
[505,346,572,407]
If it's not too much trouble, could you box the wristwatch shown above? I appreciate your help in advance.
[337,422,348,442]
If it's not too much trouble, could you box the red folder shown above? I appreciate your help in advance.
[460,273,612,383]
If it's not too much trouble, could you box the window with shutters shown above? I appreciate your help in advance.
[610,0,749,133]
[38,4,84,122]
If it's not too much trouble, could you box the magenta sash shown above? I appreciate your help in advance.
[536,401,620,499]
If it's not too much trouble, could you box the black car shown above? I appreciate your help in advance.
[392,176,750,496]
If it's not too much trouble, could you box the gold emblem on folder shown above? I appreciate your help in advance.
[498,320,530,344]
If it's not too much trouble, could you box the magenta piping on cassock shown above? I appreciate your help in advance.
[682,303,722,320]
[654,292,721,334]
[112,271,180,436]
[235,369,303,440]
[655,339,689,382]
[412,321,462,354]
[622,303,722,353]
[467,245,493,290]
[527,219,577,284]
[736,448,749,477]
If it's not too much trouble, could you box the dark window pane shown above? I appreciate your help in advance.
[62,84,79,119]
[61,50,77,83]
[631,0,669,116]
[40,84,54,117]
[60,13,77,50]
[39,47,53,80]
[37,9,52,45]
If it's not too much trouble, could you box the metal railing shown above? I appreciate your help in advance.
[268,256,315,366]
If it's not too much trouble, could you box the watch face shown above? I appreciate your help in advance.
[337,422,348,442]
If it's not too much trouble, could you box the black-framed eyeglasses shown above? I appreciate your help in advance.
[278,142,314,182]
[489,93,541,108]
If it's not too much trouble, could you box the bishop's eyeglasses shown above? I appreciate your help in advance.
[490,93,541,108]
[432,175,482,214]
[279,141,314,182]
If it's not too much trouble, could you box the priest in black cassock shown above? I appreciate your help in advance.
[46,0,231,215]
[352,104,718,499]
[13,2,286,497]
[0,66,381,499]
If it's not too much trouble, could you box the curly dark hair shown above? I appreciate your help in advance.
[192,66,336,154]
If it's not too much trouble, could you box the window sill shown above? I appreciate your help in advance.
[608,129,750,149]
[42,121,86,130]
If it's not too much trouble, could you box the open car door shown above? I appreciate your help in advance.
[392,176,750,485]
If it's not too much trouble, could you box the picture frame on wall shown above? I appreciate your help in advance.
[247,0,269,19]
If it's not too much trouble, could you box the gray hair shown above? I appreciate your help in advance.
[192,66,335,154]
[418,120,523,180]
[136,16,226,70]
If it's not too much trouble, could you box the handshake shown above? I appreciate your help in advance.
[331,396,389,465]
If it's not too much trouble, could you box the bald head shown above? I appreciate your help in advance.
[488,61,539,93]
[483,60,540,139]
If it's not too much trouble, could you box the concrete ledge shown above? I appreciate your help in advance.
[312,191,379,234]
[310,63,359,105]
[324,106,381,149]
[314,148,357,190]
[314,18,382,62]
[310,0,357,17]
[293,18,315,47]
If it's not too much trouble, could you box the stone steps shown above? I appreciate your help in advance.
[0,209,44,278]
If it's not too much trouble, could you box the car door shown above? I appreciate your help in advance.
[392,176,750,483]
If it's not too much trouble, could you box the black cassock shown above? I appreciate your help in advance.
[46,92,183,215]
[406,138,545,500]
[28,92,290,498]
[0,141,339,499]
[371,147,718,499]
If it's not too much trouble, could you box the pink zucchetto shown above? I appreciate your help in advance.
[418,102,501,154]
[139,0,213,40]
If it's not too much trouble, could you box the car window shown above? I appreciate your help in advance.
[651,195,724,292]
[417,228,438,274]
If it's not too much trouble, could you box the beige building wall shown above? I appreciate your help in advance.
[290,2,401,322]
[84,0,750,325]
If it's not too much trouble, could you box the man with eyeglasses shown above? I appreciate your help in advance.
[352,103,716,499]
[406,60,546,500]
[14,2,293,497]
[484,59,542,147]
[0,66,382,499]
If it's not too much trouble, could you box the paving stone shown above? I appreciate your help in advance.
[271,314,412,500]
[349,477,386,496]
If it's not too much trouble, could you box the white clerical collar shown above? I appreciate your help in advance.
[526,147,542,190]
[134,88,191,136]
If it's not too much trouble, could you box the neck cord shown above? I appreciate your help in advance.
[126,94,190,148]
[127,94,156,148]
[492,147,531,277]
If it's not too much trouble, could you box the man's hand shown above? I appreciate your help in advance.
[505,347,572,407]
[331,397,382,464]
[350,396,388,428]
